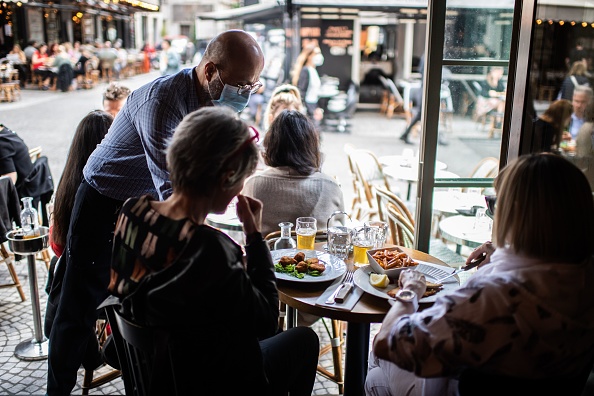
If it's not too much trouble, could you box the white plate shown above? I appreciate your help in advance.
[271,249,347,283]
[353,262,460,303]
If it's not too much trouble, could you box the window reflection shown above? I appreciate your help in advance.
[528,1,594,191]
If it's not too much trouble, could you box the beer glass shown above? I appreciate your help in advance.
[364,221,389,249]
[296,217,316,250]
[352,226,374,267]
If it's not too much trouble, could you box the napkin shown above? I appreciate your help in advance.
[315,275,364,311]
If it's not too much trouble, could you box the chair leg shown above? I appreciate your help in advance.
[317,319,345,393]
[81,369,93,395]
[40,249,51,270]
[1,244,26,302]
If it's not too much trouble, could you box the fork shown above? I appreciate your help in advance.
[326,270,354,305]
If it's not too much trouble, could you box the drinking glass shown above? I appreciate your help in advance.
[352,226,374,267]
[296,217,316,250]
[473,208,492,232]
[327,226,351,260]
[364,221,389,249]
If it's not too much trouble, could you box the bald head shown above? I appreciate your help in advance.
[203,30,264,76]
[197,30,265,107]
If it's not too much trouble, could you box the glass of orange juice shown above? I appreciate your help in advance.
[296,217,316,250]
[352,227,374,267]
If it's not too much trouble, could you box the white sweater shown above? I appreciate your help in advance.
[242,166,345,237]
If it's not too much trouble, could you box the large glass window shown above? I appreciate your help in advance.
[526,2,594,192]
[410,2,515,263]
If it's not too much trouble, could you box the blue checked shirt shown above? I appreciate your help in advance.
[84,68,201,201]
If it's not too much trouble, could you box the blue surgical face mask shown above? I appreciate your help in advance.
[209,73,251,113]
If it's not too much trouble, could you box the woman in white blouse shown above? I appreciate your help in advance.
[366,153,594,396]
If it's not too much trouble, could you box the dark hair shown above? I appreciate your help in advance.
[52,111,113,249]
[162,39,171,46]
[263,110,321,175]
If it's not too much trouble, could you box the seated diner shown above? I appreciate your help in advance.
[108,107,319,395]
[366,153,594,396]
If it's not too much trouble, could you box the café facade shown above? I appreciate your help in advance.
[0,0,159,55]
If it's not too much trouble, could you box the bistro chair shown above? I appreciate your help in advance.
[264,230,346,394]
[470,157,499,179]
[0,176,26,301]
[81,317,122,395]
[344,144,392,221]
[386,204,415,248]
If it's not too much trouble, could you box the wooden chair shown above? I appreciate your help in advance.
[0,243,26,301]
[264,231,345,393]
[375,186,414,225]
[344,144,392,221]
[378,76,404,119]
[29,146,42,162]
[81,317,122,395]
[470,157,499,179]
[386,204,415,248]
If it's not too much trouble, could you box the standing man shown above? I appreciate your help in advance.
[569,86,593,139]
[46,30,265,395]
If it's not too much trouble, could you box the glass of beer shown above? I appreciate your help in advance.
[296,217,317,250]
[352,227,374,267]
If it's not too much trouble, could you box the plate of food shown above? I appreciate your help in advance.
[353,262,460,303]
[271,249,347,283]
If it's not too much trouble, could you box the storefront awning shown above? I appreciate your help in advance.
[197,2,283,21]
[291,0,514,10]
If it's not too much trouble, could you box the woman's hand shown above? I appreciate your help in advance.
[466,241,495,268]
[236,194,262,236]
[398,269,426,298]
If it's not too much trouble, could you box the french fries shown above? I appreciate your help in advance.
[371,249,418,269]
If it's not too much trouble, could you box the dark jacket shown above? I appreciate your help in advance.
[0,176,21,243]
[57,63,74,92]
[118,224,279,394]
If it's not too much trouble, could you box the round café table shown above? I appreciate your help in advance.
[378,155,448,171]
[276,243,449,396]
[432,191,487,217]
[383,165,459,201]
[438,215,492,253]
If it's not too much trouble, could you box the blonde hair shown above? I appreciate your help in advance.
[264,84,303,129]
[569,61,587,77]
[493,153,594,263]
[291,45,318,86]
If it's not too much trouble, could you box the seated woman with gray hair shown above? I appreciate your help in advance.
[108,107,319,395]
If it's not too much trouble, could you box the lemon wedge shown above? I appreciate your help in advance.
[370,273,390,288]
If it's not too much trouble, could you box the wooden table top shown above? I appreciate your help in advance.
[276,243,448,323]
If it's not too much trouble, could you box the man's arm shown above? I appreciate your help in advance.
[133,99,182,199]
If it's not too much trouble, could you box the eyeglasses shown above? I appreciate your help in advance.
[229,126,260,158]
[217,68,263,95]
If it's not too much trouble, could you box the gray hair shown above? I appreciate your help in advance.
[167,107,258,197]
[574,85,593,99]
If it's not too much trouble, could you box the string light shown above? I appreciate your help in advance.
[571,21,576,26]
[548,20,553,24]
[559,20,564,26]
[536,19,542,25]
[582,22,588,27]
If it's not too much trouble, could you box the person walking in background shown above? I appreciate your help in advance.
[46,29,265,396]
[400,54,424,145]
[159,39,181,76]
[102,83,131,118]
[242,110,344,237]
[531,99,572,153]
[366,153,594,396]
[292,44,324,127]
[569,85,593,139]
[109,107,320,395]
[557,61,590,101]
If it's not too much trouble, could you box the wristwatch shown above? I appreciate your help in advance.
[395,289,417,303]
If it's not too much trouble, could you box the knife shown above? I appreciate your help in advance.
[434,253,487,283]
[334,283,353,303]
[325,284,345,304]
